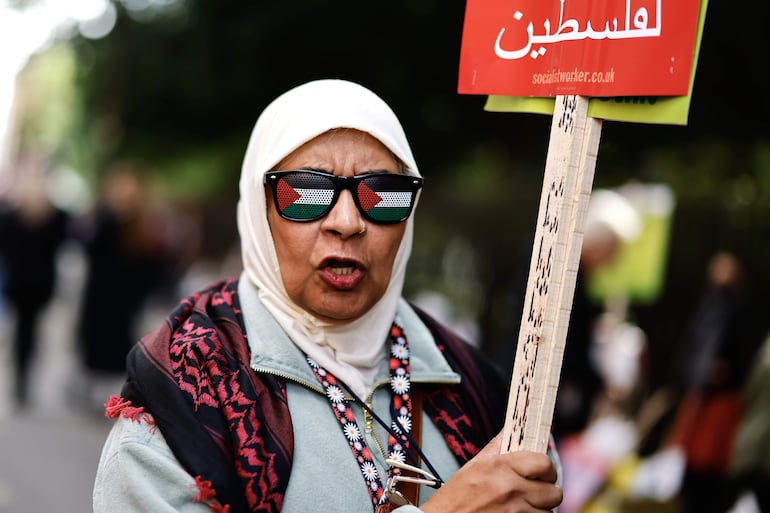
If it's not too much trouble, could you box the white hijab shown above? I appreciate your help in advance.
[236,79,421,398]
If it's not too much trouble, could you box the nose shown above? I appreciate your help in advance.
[321,189,365,238]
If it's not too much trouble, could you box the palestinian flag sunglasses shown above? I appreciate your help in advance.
[264,170,423,224]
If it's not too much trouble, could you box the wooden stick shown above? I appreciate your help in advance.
[501,95,603,454]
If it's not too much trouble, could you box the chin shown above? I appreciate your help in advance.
[312,300,373,324]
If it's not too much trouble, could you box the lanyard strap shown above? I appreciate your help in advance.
[399,385,423,505]
[306,315,415,510]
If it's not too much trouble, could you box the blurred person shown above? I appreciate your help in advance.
[0,156,71,408]
[552,189,646,513]
[73,164,177,405]
[667,251,766,513]
[553,188,643,441]
[93,79,563,513]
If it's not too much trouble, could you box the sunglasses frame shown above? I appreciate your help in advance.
[264,169,423,224]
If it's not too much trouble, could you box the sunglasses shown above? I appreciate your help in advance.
[264,169,423,224]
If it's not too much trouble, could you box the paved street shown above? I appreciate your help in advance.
[0,408,112,513]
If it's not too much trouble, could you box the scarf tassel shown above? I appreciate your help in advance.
[193,476,231,513]
[104,395,156,425]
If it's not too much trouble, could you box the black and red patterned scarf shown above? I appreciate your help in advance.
[108,278,507,513]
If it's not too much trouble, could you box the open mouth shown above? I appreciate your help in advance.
[330,266,355,276]
[319,257,365,290]
[326,258,359,276]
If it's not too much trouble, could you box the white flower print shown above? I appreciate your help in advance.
[388,450,406,464]
[326,385,345,403]
[343,422,362,441]
[361,461,379,481]
[306,357,319,368]
[391,344,409,359]
[391,375,410,395]
[396,415,412,433]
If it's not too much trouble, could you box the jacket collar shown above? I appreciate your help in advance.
[238,274,460,393]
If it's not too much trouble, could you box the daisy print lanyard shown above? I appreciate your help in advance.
[306,315,420,510]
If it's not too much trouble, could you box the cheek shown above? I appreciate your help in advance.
[372,227,407,282]
[272,227,303,259]
[268,212,314,283]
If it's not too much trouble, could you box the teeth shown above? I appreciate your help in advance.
[330,267,354,276]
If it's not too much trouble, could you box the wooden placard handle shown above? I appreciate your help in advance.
[501,95,603,453]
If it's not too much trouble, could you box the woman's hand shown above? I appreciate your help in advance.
[420,434,562,513]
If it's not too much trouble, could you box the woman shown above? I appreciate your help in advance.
[93,79,562,513]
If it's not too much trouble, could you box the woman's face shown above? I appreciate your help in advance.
[266,129,408,323]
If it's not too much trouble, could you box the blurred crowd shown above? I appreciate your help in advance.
[0,154,768,513]
[551,187,769,513]
[0,153,238,413]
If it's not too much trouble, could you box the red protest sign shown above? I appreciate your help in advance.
[458,0,701,97]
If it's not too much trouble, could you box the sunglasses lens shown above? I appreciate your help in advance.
[357,174,419,224]
[274,172,335,221]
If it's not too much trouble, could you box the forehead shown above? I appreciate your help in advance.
[276,129,398,172]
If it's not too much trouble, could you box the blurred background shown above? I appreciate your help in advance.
[0,1,768,512]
